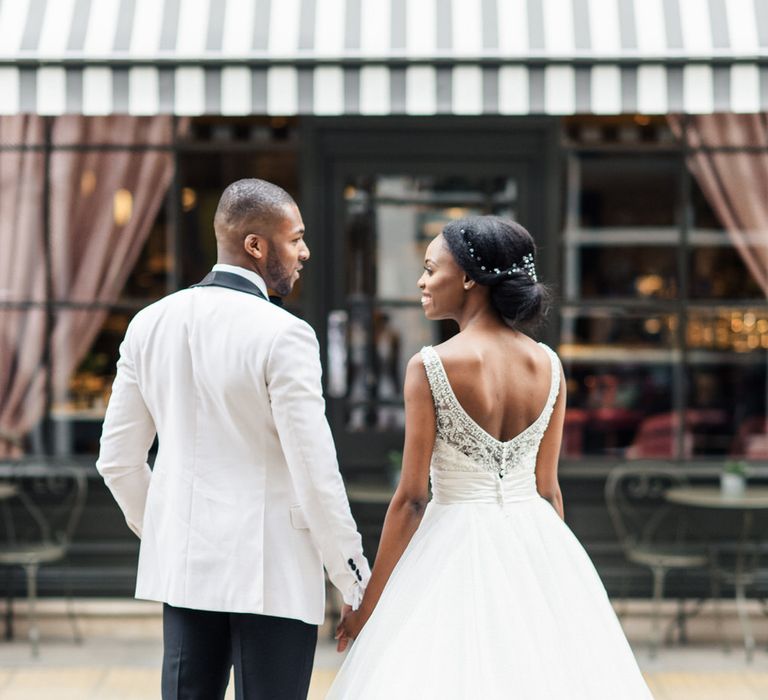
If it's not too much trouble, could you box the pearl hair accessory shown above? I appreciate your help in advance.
[460,228,538,283]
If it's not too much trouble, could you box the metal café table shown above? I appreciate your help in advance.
[665,486,768,661]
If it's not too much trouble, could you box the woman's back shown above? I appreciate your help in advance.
[432,331,556,444]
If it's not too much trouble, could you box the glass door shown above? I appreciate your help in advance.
[302,119,557,477]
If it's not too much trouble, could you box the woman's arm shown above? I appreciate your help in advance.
[535,361,567,520]
[336,353,435,650]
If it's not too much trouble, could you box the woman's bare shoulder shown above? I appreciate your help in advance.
[429,335,480,373]
[431,330,545,371]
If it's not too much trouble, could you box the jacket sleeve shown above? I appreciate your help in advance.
[267,319,370,608]
[96,324,156,538]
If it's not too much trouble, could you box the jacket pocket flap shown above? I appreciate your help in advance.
[289,504,309,529]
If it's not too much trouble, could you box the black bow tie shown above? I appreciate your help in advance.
[268,295,284,307]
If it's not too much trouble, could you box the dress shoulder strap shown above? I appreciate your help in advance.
[538,343,562,418]
[419,346,454,410]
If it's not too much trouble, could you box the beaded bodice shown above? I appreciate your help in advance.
[420,344,560,481]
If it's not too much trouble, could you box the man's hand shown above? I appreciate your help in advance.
[334,605,369,652]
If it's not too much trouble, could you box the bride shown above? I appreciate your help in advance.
[328,216,653,699]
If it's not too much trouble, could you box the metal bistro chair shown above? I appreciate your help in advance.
[605,463,710,657]
[0,459,88,656]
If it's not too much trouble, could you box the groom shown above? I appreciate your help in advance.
[97,179,370,699]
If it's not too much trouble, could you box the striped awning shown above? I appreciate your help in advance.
[1,0,767,116]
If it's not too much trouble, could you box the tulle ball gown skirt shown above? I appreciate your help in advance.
[327,481,653,699]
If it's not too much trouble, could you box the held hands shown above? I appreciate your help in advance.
[335,604,370,652]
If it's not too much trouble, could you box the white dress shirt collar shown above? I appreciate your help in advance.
[211,264,270,300]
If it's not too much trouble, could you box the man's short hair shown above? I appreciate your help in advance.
[214,179,296,235]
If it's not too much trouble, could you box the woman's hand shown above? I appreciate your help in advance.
[335,607,370,652]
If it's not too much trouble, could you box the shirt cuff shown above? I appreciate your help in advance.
[344,581,365,611]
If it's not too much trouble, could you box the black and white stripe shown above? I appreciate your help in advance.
[0,0,766,115]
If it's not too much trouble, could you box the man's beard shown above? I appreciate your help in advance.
[266,254,293,297]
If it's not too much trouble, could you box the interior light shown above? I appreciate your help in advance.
[181,187,197,212]
[113,189,133,226]
[635,274,663,296]
[644,318,661,334]
[80,170,96,196]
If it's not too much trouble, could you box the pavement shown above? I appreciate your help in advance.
[0,599,766,699]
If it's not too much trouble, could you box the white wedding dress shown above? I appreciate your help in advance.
[327,344,653,699]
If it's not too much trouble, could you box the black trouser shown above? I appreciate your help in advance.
[161,604,318,700]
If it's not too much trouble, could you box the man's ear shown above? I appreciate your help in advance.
[244,233,265,260]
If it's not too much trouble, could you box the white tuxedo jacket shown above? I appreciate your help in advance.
[97,271,370,624]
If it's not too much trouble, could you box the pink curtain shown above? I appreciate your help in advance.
[0,117,47,455]
[48,116,177,404]
[0,116,178,456]
[669,114,768,297]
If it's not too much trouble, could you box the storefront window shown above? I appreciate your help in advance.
[562,116,768,462]
[3,114,766,466]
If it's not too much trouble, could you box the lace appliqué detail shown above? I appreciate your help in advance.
[420,344,560,479]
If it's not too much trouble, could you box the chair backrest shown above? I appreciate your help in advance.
[745,435,768,459]
[731,415,768,457]
[0,459,88,551]
[604,462,692,555]
[625,413,693,459]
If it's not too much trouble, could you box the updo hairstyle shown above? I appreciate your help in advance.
[441,216,549,328]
